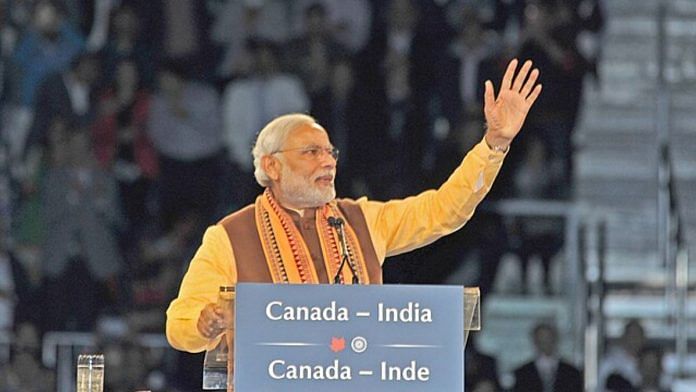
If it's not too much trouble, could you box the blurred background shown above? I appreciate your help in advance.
[0,0,694,391]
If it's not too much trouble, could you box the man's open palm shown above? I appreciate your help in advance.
[483,59,542,148]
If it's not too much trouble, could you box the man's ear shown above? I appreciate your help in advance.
[262,155,280,181]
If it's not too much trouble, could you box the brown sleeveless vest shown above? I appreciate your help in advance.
[218,199,383,284]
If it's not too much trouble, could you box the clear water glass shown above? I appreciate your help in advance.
[76,354,104,392]
[203,285,235,390]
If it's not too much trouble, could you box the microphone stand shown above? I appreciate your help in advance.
[329,217,359,284]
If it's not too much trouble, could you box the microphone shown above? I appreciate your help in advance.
[328,217,360,284]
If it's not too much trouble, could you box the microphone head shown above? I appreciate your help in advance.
[327,216,344,227]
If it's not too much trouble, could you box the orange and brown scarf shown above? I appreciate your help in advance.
[254,189,370,284]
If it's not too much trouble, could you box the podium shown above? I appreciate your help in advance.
[205,283,480,391]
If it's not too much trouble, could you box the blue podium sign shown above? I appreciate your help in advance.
[235,283,464,391]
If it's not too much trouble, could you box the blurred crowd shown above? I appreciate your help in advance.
[467,318,673,392]
[0,0,609,390]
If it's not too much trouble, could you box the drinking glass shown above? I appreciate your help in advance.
[76,354,104,392]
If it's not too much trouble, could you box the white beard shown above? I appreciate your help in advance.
[278,164,336,208]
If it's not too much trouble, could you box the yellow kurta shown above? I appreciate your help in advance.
[166,139,506,352]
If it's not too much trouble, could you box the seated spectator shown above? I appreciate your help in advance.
[147,60,223,230]
[513,321,583,392]
[99,331,152,392]
[287,2,347,124]
[11,0,85,108]
[292,0,372,54]
[0,321,54,392]
[127,213,202,334]
[606,373,637,392]
[98,5,155,89]
[23,52,101,195]
[220,38,308,208]
[637,347,671,392]
[351,0,441,199]
[0,0,19,102]
[599,319,646,391]
[209,0,291,79]
[0,240,14,332]
[518,0,593,199]
[603,346,669,392]
[465,334,501,392]
[40,128,123,332]
[92,57,157,240]
[0,216,41,328]
[508,135,564,295]
[444,4,502,116]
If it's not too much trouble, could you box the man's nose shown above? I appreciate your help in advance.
[320,153,337,168]
[319,148,338,165]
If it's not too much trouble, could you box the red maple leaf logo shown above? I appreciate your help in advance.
[329,337,345,353]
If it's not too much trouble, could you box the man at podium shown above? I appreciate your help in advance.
[166,59,542,353]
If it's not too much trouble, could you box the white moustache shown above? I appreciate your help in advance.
[313,172,335,181]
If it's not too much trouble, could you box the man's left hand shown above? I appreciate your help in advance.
[483,58,542,150]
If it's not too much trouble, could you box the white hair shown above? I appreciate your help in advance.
[252,113,317,187]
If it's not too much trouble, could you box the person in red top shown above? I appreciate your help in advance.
[92,58,158,236]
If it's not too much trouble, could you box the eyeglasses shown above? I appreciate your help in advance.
[272,146,339,161]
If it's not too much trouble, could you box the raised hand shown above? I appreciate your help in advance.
[483,59,542,149]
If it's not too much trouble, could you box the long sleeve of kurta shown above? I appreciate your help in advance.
[166,138,505,352]
[359,139,505,261]
[166,227,237,352]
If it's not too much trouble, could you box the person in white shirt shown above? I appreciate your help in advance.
[598,319,646,391]
[513,322,583,392]
[220,38,309,207]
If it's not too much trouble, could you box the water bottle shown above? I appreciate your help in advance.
[202,285,235,391]
[76,354,104,392]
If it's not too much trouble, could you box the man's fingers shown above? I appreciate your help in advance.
[520,68,540,97]
[198,320,211,338]
[206,324,223,337]
[500,58,518,91]
[526,84,543,107]
[198,304,226,338]
[483,80,495,112]
[512,60,533,92]
[200,320,223,339]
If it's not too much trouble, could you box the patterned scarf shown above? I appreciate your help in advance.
[255,189,369,284]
